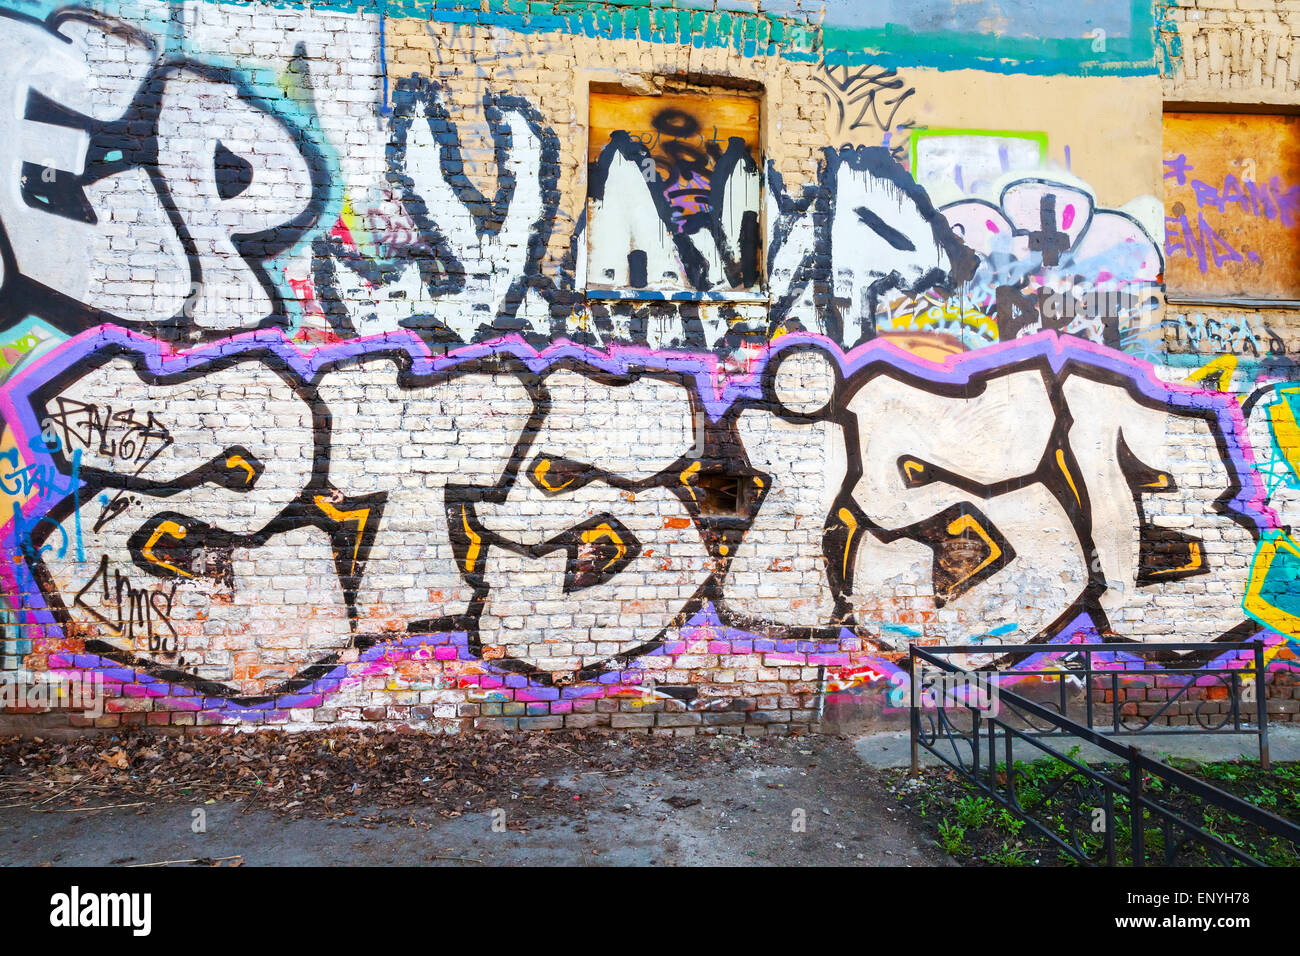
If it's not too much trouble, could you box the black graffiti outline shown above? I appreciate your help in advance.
[11,332,1270,702]
[941,183,1165,349]
[813,60,916,151]
[764,163,832,338]
[0,11,331,343]
[815,349,1263,665]
[583,128,762,296]
[313,75,564,346]
[22,342,372,704]
[825,146,977,347]
[703,342,854,643]
[705,138,762,290]
[440,358,769,685]
[587,130,713,291]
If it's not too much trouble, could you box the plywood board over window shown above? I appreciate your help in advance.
[1164,112,1300,302]
[586,87,762,299]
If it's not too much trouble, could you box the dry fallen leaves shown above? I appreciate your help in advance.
[0,729,766,821]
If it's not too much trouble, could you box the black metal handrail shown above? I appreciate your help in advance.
[908,644,1300,866]
[914,641,1271,767]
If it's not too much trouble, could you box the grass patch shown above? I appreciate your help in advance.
[890,756,1300,867]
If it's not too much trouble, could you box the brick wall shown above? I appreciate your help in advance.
[0,0,1296,736]
[1162,0,1300,101]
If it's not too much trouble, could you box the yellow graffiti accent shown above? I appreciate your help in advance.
[460,505,482,574]
[533,458,574,493]
[912,303,997,337]
[314,495,371,575]
[679,461,701,503]
[878,332,968,363]
[1254,640,1291,678]
[901,459,926,485]
[1243,532,1300,637]
[1149,541,1203,578]
[0,427,33,511]
[837,507,857,578]
[1268,386,1300,479]
[1056,449,1081,507]
[1143,474,1170,490]
[945,514,1002,589]
[1184,354,1238,394]
[225,454,256,485]
[581,523,627,571]
[339,194,372,258]
[142,521,193,578]
[882,293,998,338]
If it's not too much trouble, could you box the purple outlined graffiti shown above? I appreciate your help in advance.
[0,323,1274,710]
[0,3,1282,727]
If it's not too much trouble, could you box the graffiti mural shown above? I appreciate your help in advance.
[0,325,1274,703]
[0,0,1294,730]
[0,9,329,341]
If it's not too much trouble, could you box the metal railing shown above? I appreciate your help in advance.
[912,641,1271,767]
[908,644,1300,866]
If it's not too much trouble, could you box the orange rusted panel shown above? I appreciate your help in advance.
[1164,112,1300,300]
[587,89,760,169]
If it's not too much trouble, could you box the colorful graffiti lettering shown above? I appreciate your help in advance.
[0,0,1292,730]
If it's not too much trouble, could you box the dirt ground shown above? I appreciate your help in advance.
[0,730,951,866]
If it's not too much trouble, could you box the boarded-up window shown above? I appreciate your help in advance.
[1164,112,1300,301]
[586,87,761,298]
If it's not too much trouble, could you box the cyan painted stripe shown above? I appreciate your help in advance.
[1,0,1159,75]
[820,0,1157,76]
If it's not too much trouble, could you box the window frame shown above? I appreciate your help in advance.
[582,79,769,304]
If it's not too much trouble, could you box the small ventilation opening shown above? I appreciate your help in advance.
[695,473,747,516]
